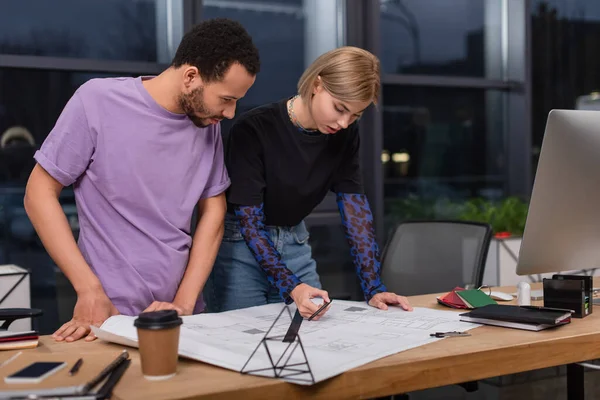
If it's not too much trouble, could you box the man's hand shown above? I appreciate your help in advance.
[290,283,331,320]
[53,289,119,343]
[368,292,413,311]
[143,301,190,315]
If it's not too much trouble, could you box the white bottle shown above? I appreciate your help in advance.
[517,282,531,306]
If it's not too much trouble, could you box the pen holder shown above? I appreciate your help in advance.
[543,275,591,318]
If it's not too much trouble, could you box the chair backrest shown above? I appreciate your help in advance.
[381,220,493,296]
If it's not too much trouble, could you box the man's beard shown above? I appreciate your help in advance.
[178,86,221,128]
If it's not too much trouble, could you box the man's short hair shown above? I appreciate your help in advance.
[171,18,260,82]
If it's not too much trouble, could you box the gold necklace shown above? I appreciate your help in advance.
[287,95,317,132]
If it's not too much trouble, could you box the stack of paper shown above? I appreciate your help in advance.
[0,330,38,350]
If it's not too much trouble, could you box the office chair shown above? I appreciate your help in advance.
[380,220,492,397]
[381,220,493,296]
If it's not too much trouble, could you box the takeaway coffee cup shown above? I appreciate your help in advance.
[134,309,183,380]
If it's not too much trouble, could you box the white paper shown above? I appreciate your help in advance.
[93,300,480,385]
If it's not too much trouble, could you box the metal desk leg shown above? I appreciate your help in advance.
[567,363,584,400]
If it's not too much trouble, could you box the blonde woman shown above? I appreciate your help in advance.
[207,47,413,319]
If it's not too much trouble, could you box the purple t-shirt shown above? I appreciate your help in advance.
[34,77,230,316]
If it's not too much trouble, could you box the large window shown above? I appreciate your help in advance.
[372,0,528,238]
[0,2,186,334]
[531,0,600,167]
[380,0,502,78]
[382,86,506,231]
[0,70,133,185]
[203,0,344,132]
[383,86,505,198]
[0,0,182,62]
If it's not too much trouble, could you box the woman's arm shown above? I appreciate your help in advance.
[336,193,412,310]
[235,204,330,318]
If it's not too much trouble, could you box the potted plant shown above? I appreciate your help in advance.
[456,197,528,238]
[454,197,530,286]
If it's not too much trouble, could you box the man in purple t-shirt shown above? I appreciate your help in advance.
[23,19,260,343]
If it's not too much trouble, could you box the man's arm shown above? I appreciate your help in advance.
[171,192,227,314]
[24,164,118,341]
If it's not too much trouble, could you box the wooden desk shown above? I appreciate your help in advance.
[17,284,600,400]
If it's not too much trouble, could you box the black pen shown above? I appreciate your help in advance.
[69,358,83,376]
[82,350,129,394]
[308,300,332,321]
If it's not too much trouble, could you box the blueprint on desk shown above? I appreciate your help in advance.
[93,300,480,385]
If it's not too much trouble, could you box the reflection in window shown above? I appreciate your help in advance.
[380,0,502,77]
[0,0,183,62]
[0,69,133,187]
[531,1,600,165]
[382,85,506,228]
[0,69,129,334]
[203,0,344,133]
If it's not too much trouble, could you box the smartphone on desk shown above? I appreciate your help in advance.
[5,361,67,384]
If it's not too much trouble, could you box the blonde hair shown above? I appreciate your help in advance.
[297,46,380,110]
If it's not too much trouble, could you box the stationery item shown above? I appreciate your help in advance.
[546,274,593,318]
[0,351,22,368]
[0,330,39,351]
[308,300,332,321]
[436,287,469,309]
[459,304,571,331]
[459,316,567,331]
[455,289,497,309]
[81,350,130,394]
[93,358,131,400]
[0,350,128,398]
[69,358,83,376]
[134,310,182,380]
[521,305,575,313]
[429,331,471,338]
[543,278,586,318]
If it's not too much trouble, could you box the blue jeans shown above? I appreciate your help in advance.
[205,214,321,312]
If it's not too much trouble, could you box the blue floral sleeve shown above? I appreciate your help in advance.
[234,204,302,303]
[336,193,387,301]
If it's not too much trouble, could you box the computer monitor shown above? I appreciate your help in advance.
[516,109,600,276]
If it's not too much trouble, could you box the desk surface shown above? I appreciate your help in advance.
[16,283,600,400]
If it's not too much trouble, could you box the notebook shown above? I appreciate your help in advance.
[437,287,469,309]
[460,305,572,331]
[455,289,498,308]
[0,331,39,350]
[459,316,569,331]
